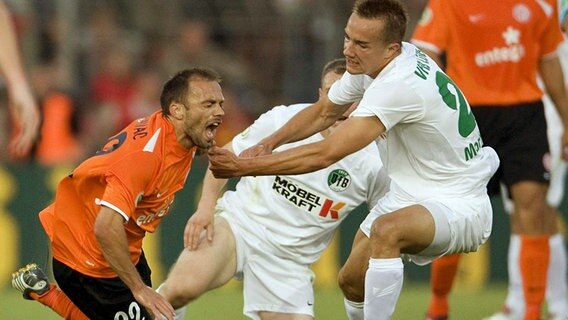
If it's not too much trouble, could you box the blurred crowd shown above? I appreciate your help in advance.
[0,0,427,165]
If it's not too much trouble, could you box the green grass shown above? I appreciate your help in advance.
[1,282,507,319]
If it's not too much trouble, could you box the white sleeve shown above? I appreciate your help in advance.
[351,82,424,131]
[328,72,366,105]
[231,104,310,155]
[231,107,281,155]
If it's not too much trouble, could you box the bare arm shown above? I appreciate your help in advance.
[94,207,174,320]
[184,143,232,250]
[0,1,39,158]
[241,96,350,157]
[210,116,385,178]
[539,55,568,160]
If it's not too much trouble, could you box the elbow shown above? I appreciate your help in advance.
[313,150,339,170]
[93,215,116,244]
[93,219,107,242]
[319,156,336,169]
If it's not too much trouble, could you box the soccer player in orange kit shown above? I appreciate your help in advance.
[11,67,225,320]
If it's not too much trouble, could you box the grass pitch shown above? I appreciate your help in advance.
[1,282,507,319]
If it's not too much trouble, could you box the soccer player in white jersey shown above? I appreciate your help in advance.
[157,58,390,320]
[207,1,502,319]
[486,5,568,319]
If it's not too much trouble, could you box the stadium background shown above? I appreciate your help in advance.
[0,0,567,316]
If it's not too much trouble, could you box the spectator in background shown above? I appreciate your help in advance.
[0,0,40,159]
[212,85,254,146]
[412,1,568,319]
[82,43,137,155]
[162,19,257,145]
[29,61,83,165]
[126,68,164,122]
[162,19,262,111]
[163,20,250,92]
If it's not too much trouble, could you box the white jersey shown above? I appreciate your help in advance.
[329,42,499,200]
[217,103,389,265]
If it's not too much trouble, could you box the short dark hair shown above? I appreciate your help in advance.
[160,67,222,115]
[321,58,346,82]
[353,0,408,44]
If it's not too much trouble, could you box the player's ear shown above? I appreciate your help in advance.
[170,103,185,120]
[386,42,401,58]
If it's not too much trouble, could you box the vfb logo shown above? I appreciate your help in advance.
[327,169,351,192]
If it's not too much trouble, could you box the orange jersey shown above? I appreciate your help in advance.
[39,111,196,278]
[412,0,564,106]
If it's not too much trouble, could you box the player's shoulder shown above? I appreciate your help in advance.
[260,103,312,124]
[115,111,168,155]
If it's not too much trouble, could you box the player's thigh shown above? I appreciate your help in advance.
[164,217,237,293]
[53,258,153,320]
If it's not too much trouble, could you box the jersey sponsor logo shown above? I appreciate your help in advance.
[136,199,173,225]
[474,26,524,67]
[319,199,346,219]
[327,169,351,192]
[513,3,531,23]
[272,176,346,219]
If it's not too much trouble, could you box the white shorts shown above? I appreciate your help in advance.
[218,211,315,319]
[359,192,493,265]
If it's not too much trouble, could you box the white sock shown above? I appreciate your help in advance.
[363,258,404,320]
[156,283,187,320]
[344,298,364,320]
[504,235,525,319]
[172,306,187,320]
[546,234,568,317]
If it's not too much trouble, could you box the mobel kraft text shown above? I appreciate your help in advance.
[272,176,345,219]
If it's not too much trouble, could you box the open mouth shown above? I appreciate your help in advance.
[205,120,221,140]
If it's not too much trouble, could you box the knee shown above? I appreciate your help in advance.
[161,281,201,309]
[338,267,365,302]
[370,216,400,245]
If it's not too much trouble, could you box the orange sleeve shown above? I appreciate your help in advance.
[411,0,449,53]
[540,1,564,57]
[100,151,160,219]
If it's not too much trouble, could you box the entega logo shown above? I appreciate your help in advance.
[272,176,346,219]
[327,169,351,192]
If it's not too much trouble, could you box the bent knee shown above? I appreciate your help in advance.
[337,268,365,301]
[162,282,204,309]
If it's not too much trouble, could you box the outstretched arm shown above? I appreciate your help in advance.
[94,207,175,320]
[241,96,350,157]
[184,143,233,250]
[210,115,385,178]
[0,1,39,158]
